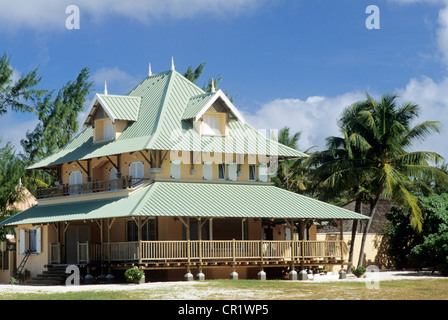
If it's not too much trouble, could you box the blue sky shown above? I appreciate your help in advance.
[1,0,448,160]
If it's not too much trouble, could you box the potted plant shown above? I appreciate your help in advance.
[124,267,145,284]
[351,266,366,278]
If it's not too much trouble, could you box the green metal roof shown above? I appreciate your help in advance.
[182,92,215,120]
[97,94,141,122]
[28,70,306,170]
[1,180,368,226]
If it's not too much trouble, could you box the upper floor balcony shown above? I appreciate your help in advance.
[36,176,147,199]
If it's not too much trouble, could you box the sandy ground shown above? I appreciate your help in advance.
[0,270,443,295]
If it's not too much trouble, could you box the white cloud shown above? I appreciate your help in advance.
[242,92,366,151]
[91,67,141,95]
[395,76,448,158]
[0,0,262,32]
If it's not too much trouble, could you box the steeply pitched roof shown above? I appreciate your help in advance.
[28,70,306,170]
[0,180,369,226]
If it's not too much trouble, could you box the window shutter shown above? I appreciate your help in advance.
[19,229,26,254]
[36,227,42,254]
[170,160,181,179]
[103,119,114,140]
[69,170,82,185]
[203,162,212,180]
[258,164,268,182]
[130,161,144,178]
[228,163,238,181]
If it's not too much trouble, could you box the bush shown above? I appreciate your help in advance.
[124,267,144,283]
[351,266,366,278]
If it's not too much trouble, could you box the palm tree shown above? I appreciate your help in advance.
[308,109,373,269]
[340,93,447,266]
[274,127,302,190]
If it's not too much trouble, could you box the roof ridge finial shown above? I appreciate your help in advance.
[211,78,216,93]
[148,62,152,76]
[104,81,108,95]
[171,56,175,71]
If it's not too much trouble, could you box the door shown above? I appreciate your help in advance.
[66,225,91,264]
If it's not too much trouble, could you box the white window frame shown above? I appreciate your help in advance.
[170,160,181,179]
[129,161,144,185]
[203,162,212,180]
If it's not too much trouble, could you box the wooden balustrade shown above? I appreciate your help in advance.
[76,240,343,264]
[36,176,147,199]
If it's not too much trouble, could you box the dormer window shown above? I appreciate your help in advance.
[202,114,222,136]
[80,93,141,142]
[103,119,114,140]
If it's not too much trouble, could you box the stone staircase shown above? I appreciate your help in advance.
[26,265,70,286]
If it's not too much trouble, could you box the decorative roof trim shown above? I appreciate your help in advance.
[195,89,246,124]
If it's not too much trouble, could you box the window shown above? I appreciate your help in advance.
[249,164,256,181]
[103,119,114,140]
[170,160,181,179]
[259,164,268,182]
[69,170,82,194]
[218,163,226,180]
[202,114,221,135]
[203,162,212,180]
[109,167,119,190]
[227,163,238,181]
[19,228,41,255]
[129,161,144,184]
[126,219,156,241]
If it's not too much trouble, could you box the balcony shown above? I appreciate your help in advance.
[36,176,147,199]
[49,240,345,267]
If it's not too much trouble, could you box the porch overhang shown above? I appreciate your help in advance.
[0,179,369,227]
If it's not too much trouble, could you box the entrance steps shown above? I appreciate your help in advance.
[26,265,71,286]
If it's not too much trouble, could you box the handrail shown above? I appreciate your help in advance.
[78,240,344,263]
[36,176,147,199]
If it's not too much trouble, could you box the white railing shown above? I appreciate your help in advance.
[76,240,343,264]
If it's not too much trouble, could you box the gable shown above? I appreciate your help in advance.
[181,90,245,123]
[82,94,141,126]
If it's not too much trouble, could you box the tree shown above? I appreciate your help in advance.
[0,141,25,217]
[308,113,373,268]
[20,68,93,192]
[338,94,447,267]
[386,193,448,275]
[183,62,207,84]
[20,67,93,164]
[0,52,43,115]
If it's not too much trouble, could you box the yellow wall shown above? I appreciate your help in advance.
[316,233,387,270]
[15,224,50,277]
[61,151,271,185]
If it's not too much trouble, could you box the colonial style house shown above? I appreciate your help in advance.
[1,63,368,282]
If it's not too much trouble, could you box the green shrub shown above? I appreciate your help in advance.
[124,267,144,283]
[351,266,366,278]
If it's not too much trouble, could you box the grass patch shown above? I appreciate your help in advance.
[1,278,448,300]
